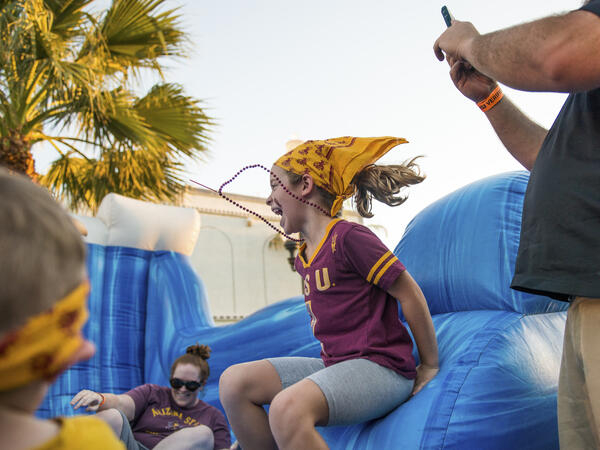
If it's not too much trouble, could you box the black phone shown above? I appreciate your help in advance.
[441,6,452,27]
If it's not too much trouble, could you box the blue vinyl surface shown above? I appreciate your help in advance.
[38,171,568,449]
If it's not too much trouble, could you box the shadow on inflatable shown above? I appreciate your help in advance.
[38,171,568,449]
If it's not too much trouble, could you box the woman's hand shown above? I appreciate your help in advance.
[70,389,104,412]
[411,363,439,396]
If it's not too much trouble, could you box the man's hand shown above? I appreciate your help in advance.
[434,19,497,103]
[447,55,498,103]
[434,20,480,62]
[411,363,439,396]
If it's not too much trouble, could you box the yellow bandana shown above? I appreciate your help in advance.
[0,282,89,391]
[274,136,408,216]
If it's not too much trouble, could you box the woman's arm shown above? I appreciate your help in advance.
[388,270,439,395]
[70,389,136,421]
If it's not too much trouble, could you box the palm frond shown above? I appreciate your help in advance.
[135,83,213,157]
[3,0,214,207]
[40,151,92,209]
[90,0,185,74]
[77,87,163,150]
[42,145,185,212]
[44,0,93,39]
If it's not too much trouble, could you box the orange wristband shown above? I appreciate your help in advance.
[97,393,105,408]
[477,85,503,112]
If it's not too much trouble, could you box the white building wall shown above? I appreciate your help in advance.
[190,213,302,322]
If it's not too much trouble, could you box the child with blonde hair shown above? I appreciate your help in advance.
[0,167,123,449]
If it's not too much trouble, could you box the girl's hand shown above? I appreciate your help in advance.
[411,363,439,396]
[70,389,103,412]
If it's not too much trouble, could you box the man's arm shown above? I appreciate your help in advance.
[480,95,547,170]
[434,9,600,92]
[446,56,548,170]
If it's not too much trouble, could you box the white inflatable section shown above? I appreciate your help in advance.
[74,193,201,256]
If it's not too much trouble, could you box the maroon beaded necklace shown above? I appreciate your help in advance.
[191,164,330,242]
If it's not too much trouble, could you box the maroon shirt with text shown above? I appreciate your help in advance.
[126,384,230,449]
[295,219,416,379]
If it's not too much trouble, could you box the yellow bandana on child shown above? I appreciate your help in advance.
[0,282,90,391]
[274,136,408,216]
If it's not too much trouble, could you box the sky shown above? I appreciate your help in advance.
[36,0,583,248]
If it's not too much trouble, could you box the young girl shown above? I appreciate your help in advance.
[219,136,439,450]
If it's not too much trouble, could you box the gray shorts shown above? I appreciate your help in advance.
[267,357,414,426]
[117,409,149,450]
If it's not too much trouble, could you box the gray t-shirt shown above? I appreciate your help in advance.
[510,0,600,300]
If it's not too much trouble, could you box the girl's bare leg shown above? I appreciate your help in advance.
[219,360,283,450]
[269,379,329,450]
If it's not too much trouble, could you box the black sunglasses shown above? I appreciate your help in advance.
[170,378,202,391]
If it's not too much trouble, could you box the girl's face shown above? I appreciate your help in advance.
[170,363,203,408]
[267,165,305,234]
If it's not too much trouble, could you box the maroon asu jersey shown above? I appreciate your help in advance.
[126,384,231,449]
[295,219,417,379]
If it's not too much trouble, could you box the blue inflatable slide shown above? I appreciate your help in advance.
[38,171,568,449]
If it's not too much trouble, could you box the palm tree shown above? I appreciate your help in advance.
[0,0,213,212]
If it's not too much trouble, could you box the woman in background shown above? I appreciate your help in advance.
[72,344,231,450]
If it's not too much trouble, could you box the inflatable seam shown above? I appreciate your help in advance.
[421,313,523,449]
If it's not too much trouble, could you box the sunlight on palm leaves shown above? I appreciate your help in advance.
[0,0,213,212]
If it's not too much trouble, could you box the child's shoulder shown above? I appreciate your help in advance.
[330,220,386,258]
[333,219,367,232]
[333,219,377,239]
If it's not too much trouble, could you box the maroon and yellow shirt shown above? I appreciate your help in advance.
[295,219,416,379]
[126,384,230,449]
